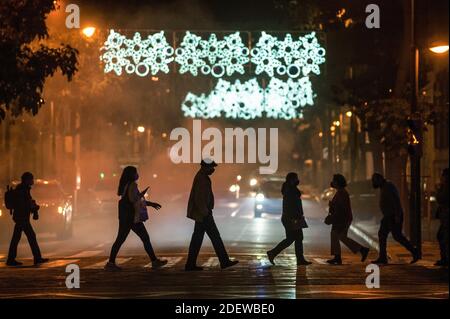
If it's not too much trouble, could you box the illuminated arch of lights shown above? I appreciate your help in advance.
[100,30,174,77]
[100,30,326,78]
[181,77,314,120]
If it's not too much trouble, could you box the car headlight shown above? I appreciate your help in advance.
[250,178,258,187]
[229,185,237,193]
[0,209,3,217]
[256,193,265,202]
[256,204,263,210]
[429,196,436,202]
[58,206,63,214]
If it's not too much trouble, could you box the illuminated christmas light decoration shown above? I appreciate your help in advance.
[100,30,326,79]
[100,30,174,76]
[175,31,250,77]
[251,31,326,78]
[181,77,314,120]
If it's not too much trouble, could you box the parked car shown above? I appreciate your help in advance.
[0,179,73,239]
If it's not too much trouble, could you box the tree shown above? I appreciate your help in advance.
[0,0,78,121]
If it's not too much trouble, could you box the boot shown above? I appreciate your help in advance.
[267,250,276,265]
[360,247,370,262]
[297,255,312,266]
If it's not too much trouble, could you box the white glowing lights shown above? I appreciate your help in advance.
[181,77,314,120]
[101,30,325,79]
[100,30,174,76]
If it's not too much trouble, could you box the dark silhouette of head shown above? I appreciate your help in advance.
[285,172,299,186]
[21,172,34,186]
[372,173,385,189]
[331,174,347,189]
[200,158,217,175]
[118,166,138,196]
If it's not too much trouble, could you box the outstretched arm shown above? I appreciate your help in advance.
[146,201,162,210]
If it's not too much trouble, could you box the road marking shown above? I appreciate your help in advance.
[84,257,131,269]
[39,259,80,268]
[144,256,182,269]
[69,250,103,258]
[230,208,240,217]
[313,258,328,264]
[95,243,105,249]
[202,257,219,268]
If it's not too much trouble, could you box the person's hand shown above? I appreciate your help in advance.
[140,187,150,197]
[151,202,162,210]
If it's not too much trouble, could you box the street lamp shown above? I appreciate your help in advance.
[82,26,96,38]
[137,126,145,133]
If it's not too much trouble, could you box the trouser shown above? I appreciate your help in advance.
[269,226,304,260]
[378,217,415,259]
[109,221,157,263]
[186,214,230,267]
[330,224,363,255]
[7,220,42,262]
[437,222,449,262]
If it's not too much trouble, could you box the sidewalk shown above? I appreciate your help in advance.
[351,218,443,265]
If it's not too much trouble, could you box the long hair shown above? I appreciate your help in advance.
[117,166,138,196]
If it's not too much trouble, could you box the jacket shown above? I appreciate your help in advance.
[379,181,403,220]
[187,169,214,222]
[12,183,34,222]
[281,182,304,221]
[329,188,353,227]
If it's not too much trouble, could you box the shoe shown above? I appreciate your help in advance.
[184,265,204,271]
[371,258,388,265]
[267,251,275,265]
[410,249,420,264]
[297,258,312,266]
[434,259,449,267]
[34,258,49,265]
[360,247,370,262]
[326,257,342,265]
[104,262,122,271]
[221,260,239,269]
[152,259,168,269]
[6,260,23,267]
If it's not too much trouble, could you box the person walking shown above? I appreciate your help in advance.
[6,172,49,266]
[371,173,420,264]
[435,168,449,267]
[267,172,312,266]
[325,174,369,265]
[185,159,239,271]
[105,166,167,271]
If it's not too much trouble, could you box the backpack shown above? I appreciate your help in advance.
[4,185,17,212]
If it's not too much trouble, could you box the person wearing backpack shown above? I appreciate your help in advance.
[105,166,167,271]
[6,172,49,266]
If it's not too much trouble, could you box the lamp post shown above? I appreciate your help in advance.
[409,0,449,257]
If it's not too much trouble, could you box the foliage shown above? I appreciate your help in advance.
[0,0,78,121]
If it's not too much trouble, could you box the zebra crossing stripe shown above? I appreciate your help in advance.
[39,259,80,268]
[69,250,103,258]
[144,256,183,269]
[313,258,327,264]
[202,257,219,268]
[85,257,132,269]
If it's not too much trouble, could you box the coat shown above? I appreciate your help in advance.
[187,170,214,222]
[329,188,353,229]
[12,183,34,223]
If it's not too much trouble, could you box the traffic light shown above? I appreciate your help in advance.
[407,119,423,157]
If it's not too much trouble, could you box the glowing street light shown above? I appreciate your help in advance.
[429,45,449,54]
[346,111,353,118]
[137,126,145,133]
[82,26,96,38]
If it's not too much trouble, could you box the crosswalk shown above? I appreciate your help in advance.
[0,252,444,270]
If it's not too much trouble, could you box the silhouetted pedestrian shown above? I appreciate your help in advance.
[105,166,167,271]
[267,172,312,266]
[435,168,449,267]
[325,174,369,265]
[371,173,419,264]
[6,172,49,266]
[185,159,239,271]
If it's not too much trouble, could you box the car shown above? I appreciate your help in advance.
[0,179,73,239]
[89,177,118,215]
[253,176,285,218]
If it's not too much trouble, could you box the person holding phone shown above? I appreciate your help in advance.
[105,166,167,271]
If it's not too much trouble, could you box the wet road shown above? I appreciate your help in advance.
[0,195,448,298]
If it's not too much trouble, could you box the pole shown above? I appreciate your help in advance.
[409,0,422,257]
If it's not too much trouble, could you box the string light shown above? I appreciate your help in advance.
[181,77,314,120]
